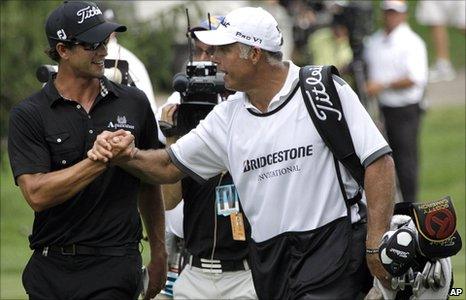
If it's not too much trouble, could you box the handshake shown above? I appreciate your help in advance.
[87,129,138,165]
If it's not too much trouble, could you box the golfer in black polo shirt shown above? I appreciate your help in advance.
[7,1,166,299]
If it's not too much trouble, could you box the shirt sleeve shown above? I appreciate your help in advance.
[8,103,50,184]
[168,102,230,183]
[336,81,392,167]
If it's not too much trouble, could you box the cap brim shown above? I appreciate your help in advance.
[76,21,127,43]
[190,26,207,33]
[381,4,407,13]
[194,30,236,46]
[382,7,407,13]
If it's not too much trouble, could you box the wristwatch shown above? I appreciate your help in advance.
[159,120,178,138]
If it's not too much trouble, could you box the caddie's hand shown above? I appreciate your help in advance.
[107,131,136,165]
[87,130,127,163]
[144,253,168,300]
[367,253,391,289]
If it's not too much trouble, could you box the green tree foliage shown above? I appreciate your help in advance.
[1,0,62,138]
[113,2,205,93]
[117,9,178,93]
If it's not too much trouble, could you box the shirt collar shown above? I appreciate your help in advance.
[244,61,300,113]
[44,75,120,107]
[384,22,409,41]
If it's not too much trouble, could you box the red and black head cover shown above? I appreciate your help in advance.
[396,196,462,259]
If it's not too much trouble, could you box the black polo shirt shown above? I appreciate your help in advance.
[182,172,250,261]
[8,76,161,249]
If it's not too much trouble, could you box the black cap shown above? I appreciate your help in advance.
[45,0,126,47]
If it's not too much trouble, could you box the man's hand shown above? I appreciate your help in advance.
[367,253,391,289]
[365,81,386,97]
[159,104,180,142]
[87,130,135,164]
[108,134,137,165]
[160,104,178,125]
[144,252,168,300]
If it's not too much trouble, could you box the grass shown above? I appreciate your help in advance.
[1,104,465,299]
[418,104,466,299]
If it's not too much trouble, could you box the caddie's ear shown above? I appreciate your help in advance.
[250,47,262,65]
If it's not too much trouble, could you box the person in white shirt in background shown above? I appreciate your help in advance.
[416,0,465,82]
[157,200,184,299]
[103,7,158,115]
[364,0,428,203]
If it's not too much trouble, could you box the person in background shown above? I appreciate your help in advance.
[364,0,428,203]
[307,11,353,70]
[156,200,184,299]
[102,6,158,114]
[157,16,256,299]
[416,0,465,82]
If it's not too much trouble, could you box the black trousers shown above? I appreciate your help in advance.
[381,103,422,203]
[22,250,142,300]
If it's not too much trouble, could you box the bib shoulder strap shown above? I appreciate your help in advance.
[299,65,365,188]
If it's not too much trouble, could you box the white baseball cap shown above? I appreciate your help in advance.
[194,7,283,52]
[381,0,408,13]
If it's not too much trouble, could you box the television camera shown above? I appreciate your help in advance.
[160,10,229,137]
[36,59,133,86]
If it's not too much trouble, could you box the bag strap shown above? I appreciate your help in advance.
[299,65,365,189]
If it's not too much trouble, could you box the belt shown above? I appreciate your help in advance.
[37,243,139,257]
[188,254,249,273]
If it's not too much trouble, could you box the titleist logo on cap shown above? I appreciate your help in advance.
[77,5,102,24]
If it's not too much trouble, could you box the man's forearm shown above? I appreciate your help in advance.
[364,154,396,249]
[121,149,185,185]
[138,183,167,258]
[162,182,183,210]
[18,158,107,212]
[160,136,184,210]
[387,77,415,90]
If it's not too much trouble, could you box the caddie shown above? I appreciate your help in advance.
[88,6,396,299]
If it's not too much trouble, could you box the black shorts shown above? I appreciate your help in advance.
[22,250,143,300]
